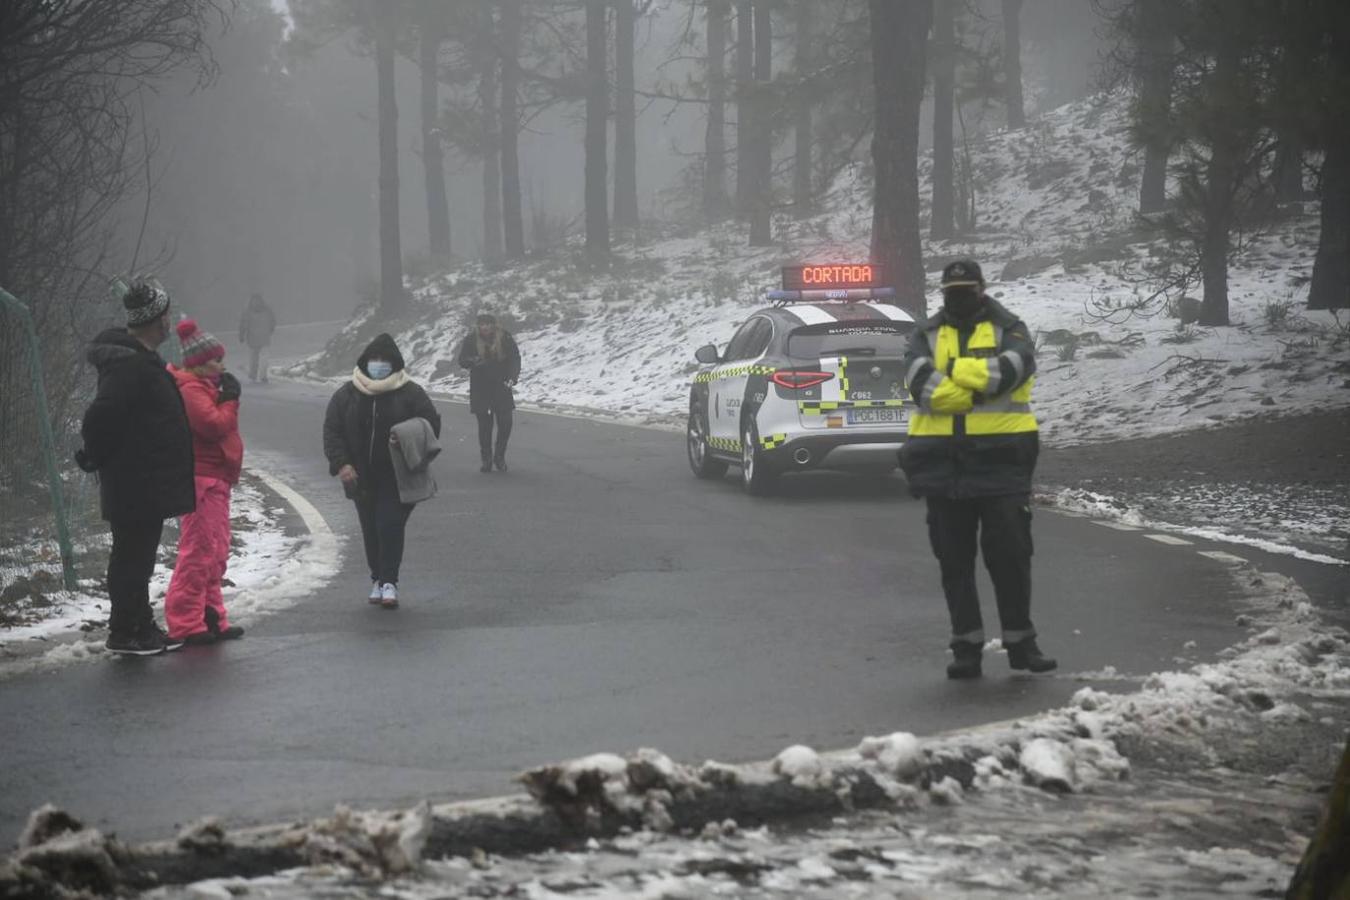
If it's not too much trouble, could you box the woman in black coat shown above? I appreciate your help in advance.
[323,333,440,608]
[456,313,521,472]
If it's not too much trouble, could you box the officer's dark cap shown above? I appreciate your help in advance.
[940,260,984,288]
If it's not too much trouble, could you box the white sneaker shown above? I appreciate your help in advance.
[380,583,398,608]
[368,581,382,604]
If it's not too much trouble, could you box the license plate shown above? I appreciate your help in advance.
[847,407,904,425]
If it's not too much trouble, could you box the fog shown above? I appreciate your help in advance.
[126,0,1107,333]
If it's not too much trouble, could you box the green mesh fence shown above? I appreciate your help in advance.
[1,279,187,637]
[0,286,128,633]
[0,288,79,627]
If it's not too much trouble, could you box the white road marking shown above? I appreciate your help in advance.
[1145,533,1194,546]
[1093,521,1142,531]
[245,464,335,542]
[1198,550,1248,565]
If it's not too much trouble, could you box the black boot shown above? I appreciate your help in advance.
[946,641,983,679]
[480,454,493,474]
[493,454,508,472]
[1006,636,1057,673]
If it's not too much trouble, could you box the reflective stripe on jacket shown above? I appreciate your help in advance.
[898,298,1039,498]
[907,318,1037,437]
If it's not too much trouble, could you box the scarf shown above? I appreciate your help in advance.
[476,330,502,362]
[352,366,409,396]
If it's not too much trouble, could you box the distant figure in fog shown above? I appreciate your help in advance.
[899,259,1056,680]
[323,334,441,609]
[165,319,245,645]
[238,292,276,383]
[76,282,195,656]
[457,313,521,473]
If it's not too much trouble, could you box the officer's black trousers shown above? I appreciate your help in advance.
[925,493,1036,646]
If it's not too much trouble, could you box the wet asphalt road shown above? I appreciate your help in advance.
[0,377,1253,846]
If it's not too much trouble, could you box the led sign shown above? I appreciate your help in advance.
[782,264,886,291]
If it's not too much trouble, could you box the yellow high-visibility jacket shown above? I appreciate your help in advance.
[899,297,1039,498]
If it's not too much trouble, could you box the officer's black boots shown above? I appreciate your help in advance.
[1006,636,1058,673]
[946,641,983,679]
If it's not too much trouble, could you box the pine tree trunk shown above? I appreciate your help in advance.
[1274,137,1305,202]
[1308,10,1350,310]
[1001,0,1025,130]
[748,0,772,246]
[1137,0,1172,214]
[585,0,610,263]
[1199,33,1238,327]
[614,0,639,232]
[870,0,932,319]
[419,7,451,259]
[1285,738,1350,899]
[734,0,753,219]
[703,0,730,221]
[1309,133,1350,310]
[930,0,956,240]
[373,1,405,316]
[500,0,525,259]
[791,0,812,216]
[478,6,503,265]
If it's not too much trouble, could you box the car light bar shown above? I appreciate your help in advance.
[782,263,887,291]
[768,287,897,304]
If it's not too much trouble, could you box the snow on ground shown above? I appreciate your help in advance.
[287,91,1350,447]
[133,560,1348,898]
[0,470,338,678]
[1048,484,1349,566]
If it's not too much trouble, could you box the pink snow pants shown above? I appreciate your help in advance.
[165,475,232,639]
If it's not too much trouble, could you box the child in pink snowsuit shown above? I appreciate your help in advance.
[165,319,245,644]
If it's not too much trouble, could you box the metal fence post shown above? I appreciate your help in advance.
[0,286,78,590]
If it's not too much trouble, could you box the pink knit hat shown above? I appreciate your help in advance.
[176,318,225,368]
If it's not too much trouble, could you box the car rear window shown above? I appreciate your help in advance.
[787,321,912,360]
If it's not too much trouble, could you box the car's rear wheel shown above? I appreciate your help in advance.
[688,410,728,479]
[741,420,777,496]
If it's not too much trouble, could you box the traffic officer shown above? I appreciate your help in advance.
[899,260,1057,679]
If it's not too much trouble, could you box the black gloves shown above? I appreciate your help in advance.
[217,372,242,403]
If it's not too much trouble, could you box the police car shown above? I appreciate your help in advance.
[687,264,917,494]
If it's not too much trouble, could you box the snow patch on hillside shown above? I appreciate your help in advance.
[287,91,1350,448]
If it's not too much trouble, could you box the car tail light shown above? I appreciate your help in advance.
[771,370,834,390]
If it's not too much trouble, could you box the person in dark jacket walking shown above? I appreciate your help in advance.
[77,282,196,656]
[457,313,521,472]
[323,333,440,608]
[237,292,276,383]
[899,260,1057,679]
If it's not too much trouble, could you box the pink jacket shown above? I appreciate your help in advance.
[169,366,243,484]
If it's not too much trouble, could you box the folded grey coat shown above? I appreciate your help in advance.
[390,416,441,504]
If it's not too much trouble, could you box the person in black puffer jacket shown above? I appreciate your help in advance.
[77,282,196,656]
[323,333,440,608]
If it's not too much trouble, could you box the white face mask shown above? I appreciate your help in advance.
[366,360,393,380]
